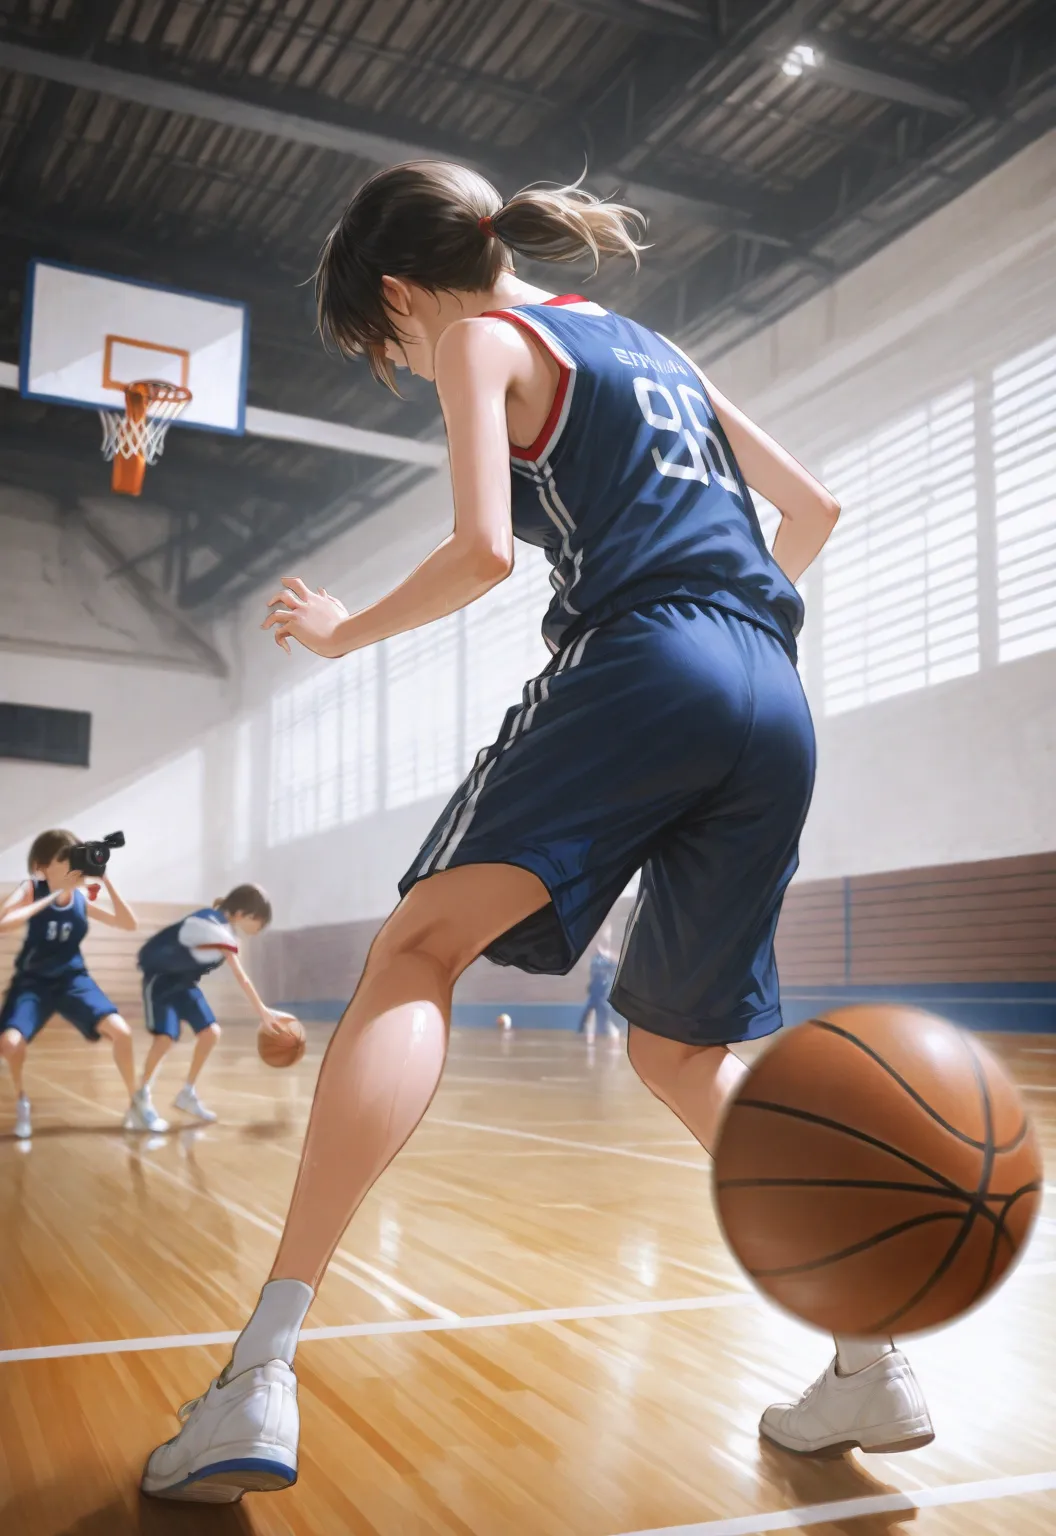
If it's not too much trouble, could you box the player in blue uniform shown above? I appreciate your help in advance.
[0,828,163,1138]
[134,883,282,1125]
[144,162,929,1501]
[579,924,620,1043]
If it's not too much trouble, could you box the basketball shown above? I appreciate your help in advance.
[257,1015,306,1070]
[714,1006,1043,1337]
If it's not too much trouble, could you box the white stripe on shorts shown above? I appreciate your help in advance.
[423,628,597,878]
[142,974,157,1033]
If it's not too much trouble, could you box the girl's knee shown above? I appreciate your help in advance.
[0,1028,25,1058]
[627,1024,696,1092]
[99,1013,131,1039]
[204,1023,221,1042]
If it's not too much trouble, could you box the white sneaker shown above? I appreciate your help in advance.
[14,1095,31,1140]
[760,1351,934,1456]
[124,1086,170,1134]
[141,1359,299,1502]
[174,1084,217,1123]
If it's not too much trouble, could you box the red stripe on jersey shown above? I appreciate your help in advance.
[482,301,579,462]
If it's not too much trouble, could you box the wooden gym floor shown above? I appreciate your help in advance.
[2,1025,1056,1536]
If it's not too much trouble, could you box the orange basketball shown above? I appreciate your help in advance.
[257,1016,306,1070]
[713,1006,1042,1337]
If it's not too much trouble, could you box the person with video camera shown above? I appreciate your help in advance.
[0,827,168,1139]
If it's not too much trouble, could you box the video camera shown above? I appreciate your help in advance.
[67,830,126,879]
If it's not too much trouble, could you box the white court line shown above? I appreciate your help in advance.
[429,1117,706,1170]
[29,1073,456,1322]
[616,1468,1056,1535]
[0,1290,752,1365]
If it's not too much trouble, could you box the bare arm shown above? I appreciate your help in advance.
[705,377,840,585]
[263,318,519,658]
[0,884,55,932]
[0,879,32,920]
[223,950,294,1029]
[86,875,138,932]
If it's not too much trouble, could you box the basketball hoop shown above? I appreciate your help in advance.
[99,378,192,497]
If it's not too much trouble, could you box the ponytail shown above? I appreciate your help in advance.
[315,161,647,388]
[485,182,646,272]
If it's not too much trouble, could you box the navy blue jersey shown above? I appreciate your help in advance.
[13,880,88,979]
[488,296,804,658]
[138,907,237,986]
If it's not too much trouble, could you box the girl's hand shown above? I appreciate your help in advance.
[262,578,350,657]
[261,1009,299,1030]
[59,867,85,893]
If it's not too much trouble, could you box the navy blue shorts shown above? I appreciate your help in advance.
[0,972,118,1043]
[142,978,217,1040]
[401,602,815,1046]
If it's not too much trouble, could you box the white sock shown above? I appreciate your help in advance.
[230,1279,315,1374]
[835,1335,894,1376]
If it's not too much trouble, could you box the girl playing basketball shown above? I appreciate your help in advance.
[143,163,931,1501]
[0,828,163,1137]
[136,883,287,1125]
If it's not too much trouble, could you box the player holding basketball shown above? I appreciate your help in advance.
[0,828,163,1137]
[136,883,288,1124]
[143,163,930,1501]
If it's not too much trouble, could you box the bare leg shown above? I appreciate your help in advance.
[97,1014,136,1100]
[187,1023,221,1087]
[270,863,549,1288]
[140,1033,174,1089]
[627,1027,894,1375]
[626,1026,747,1154]
[1,1029,26,1098]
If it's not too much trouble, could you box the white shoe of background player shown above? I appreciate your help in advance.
[173,1083,217,1123]
[760,1351,934,1455]
[123,1085,170,1134]
[14,1094,31,1140]
[141,1359,299,1502]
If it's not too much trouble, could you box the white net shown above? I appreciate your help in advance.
[99,380,192,465]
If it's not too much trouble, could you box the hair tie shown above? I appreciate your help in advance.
[478,213,497,238]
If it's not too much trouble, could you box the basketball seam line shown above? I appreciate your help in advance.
[864,1033,999,1333]
[747,1210,965,1279]
[716,1177,1023,1199]
[732,1099,1002,1224]
[806,1017,991,1152]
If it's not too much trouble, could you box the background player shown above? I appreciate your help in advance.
[579,923,621,1043]
[142,163,922,1501]
[0,828,161,1138]
[136,883,291,1124]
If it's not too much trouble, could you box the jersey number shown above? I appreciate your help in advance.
[46,921,72,942]
[633,377,739,493]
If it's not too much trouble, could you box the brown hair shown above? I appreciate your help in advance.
[214,884,273,926]
[28,828,77,872]
[314,161,647,389]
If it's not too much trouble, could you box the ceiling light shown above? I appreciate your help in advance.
[782,43,820,77]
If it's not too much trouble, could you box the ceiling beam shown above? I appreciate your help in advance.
[787,37,973,118]
[546,0,716,40]
[0,38,789,242]
[75,509,230,677]
[0,362,445,466]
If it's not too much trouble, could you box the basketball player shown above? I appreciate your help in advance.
[0,828,166,1138]
[136,884,288,1124]
[579,923,620,1043]
[143,163,930,1501]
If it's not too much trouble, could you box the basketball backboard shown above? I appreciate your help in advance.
[20,259,249,435]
